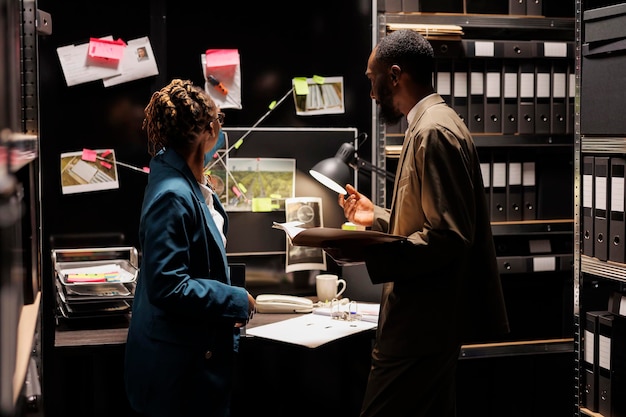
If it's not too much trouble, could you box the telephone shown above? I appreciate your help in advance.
[255,294,313,313]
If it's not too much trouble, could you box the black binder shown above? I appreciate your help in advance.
[509,0,526,15]
[609,157,626,263]
[583,156,595,257]
[594,156,611,261]
[526,0,542,16]
[491,158,507,221]
[518,62,535,134]
[480,161,491,218]
[484,60,502,133]
[436,59,453,106]
[551,62,568,134]
[507,160,523,221]
[452,60,469,127]
[584,311,606,412]
[502,62,519,134]
[597,313,626,417]
[469,59,485,133]
[522,161,537,220]
[534,62,552,134]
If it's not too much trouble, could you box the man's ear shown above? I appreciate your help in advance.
[390,64,402,82]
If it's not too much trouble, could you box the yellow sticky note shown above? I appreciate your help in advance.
[252,198,272,212]
[293,77,309,95]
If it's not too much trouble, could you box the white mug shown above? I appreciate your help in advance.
[316,274,347,302]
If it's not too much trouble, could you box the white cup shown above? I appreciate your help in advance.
[316,274,347,302]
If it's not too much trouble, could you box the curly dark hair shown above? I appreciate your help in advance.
[376,29,434,87]
[143,78,218,156]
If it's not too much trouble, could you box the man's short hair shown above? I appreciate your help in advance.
[376,29,434,86]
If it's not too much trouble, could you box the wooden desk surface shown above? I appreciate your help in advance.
[54,312,306,348]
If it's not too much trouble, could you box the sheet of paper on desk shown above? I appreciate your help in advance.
[245,313,377,348]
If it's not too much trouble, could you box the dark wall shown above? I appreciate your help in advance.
[38,0,373,251]
[37,2,372,414]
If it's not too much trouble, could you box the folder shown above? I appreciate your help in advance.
[469,60,485,133]
[509,0,526,15]
[484,61,502,133]
[583,156,595,257]
[584,310,606,412]
[594,156,611,261]
[502,62,519,134]
[597,313,626,417]
[436,60,453,106]
[535,62,551,134]
[610,157,626,263]
[526,0,542,16]
[480,161,491,218]
[507,160,523,221]
[518,62,535,134]
[522,161,537,220]
[452,61,468,126]
[491,159,507,221]
[551,62,568,134]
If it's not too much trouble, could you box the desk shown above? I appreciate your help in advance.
[51,312,375,417]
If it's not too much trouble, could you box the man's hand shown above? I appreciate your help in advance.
[338,184,374,227]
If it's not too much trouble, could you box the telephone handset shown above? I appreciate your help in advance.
[255,294,313,313]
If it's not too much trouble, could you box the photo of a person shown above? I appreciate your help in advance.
[136,46,148,61]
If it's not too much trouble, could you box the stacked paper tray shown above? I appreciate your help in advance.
[51,247,139,322]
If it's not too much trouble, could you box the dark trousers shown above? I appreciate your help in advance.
[360,344,461,417]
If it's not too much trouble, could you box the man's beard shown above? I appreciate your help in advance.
[377,83,404,126]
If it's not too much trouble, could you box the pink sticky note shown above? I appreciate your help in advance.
[82,149,97,162]
[101,149,112,157]
[99,161,112,169]
[88,38,126,61]
[205,49,239,68]
[142,167,150,173]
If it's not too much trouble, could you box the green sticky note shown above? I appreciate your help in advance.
[293,77,309,95]
[312,75,325,84]
[252,198,272,212]
[234,138,244,149]
[268,100,277,110]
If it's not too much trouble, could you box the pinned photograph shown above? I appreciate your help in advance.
[284,197,326,273]
[60,149,120,194]
[292,76,345,116]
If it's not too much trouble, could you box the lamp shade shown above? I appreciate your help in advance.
[309,157,351,194]
[309,142,357,194]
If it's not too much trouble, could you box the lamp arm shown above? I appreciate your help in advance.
[351,157,395,182]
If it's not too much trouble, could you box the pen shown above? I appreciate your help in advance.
[207,75,228,96]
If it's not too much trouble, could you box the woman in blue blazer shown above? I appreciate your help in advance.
[125,79,256,417]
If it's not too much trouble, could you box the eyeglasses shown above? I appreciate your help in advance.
[213,112,225,126]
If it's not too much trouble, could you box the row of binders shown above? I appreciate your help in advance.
[582,155,626,263]
[440,59,575,136]
[583,292,626,416]
[480,160,536,222]
[388,58,575,136]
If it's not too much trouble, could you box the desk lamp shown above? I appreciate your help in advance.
[309,141,395,195]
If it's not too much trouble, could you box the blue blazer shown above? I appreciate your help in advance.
[125,148,249,417]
